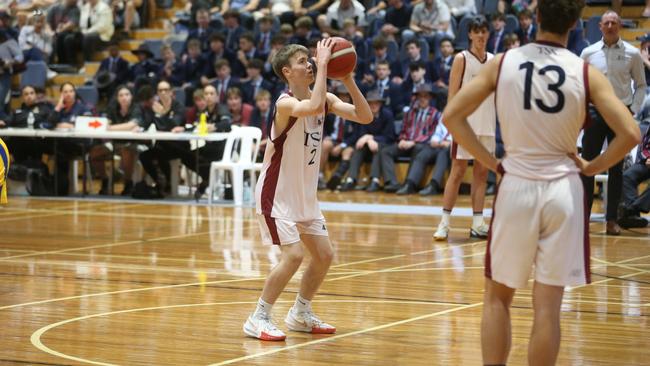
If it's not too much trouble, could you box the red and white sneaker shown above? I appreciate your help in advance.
[285,309,336,334]
[243,314,286,341]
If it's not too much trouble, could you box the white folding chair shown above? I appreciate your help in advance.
[208,126,263,205]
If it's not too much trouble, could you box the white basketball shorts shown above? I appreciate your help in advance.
[486,173,591,289]
[257,215,329,246]
[452,135,496,160]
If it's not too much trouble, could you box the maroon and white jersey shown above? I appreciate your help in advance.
[496,41,588,180]
[255,93,327,221]
[460,50,496,137]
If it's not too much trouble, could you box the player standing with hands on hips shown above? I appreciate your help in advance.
[442,0,640,365]
[244,38,373,341]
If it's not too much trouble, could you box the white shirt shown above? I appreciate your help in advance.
[580,38,646,113]
[497,42,587,180]
[326,0,367,28]
[444,0,476,17]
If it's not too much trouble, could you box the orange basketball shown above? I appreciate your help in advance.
[322,37,357,79]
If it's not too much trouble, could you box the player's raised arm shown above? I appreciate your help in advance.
[572,65,641,176]
[276,39,333,126]
[442,54,502,172]
[327,74,373,124]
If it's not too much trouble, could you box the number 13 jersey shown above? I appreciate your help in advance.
[496,41,588,180]
[255,93,327,221]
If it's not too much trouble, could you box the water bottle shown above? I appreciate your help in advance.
[27,112,35,129]
[243,180,251,203]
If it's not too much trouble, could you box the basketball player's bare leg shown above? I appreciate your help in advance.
[481,278,515,365]
[470,161,490,238]
[434,159,468,240]
[244,242,303,341]
[285,234,336,334]
[529,282,564,366]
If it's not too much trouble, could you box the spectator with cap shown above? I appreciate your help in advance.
[96,44,130,100]
[339,88,395,192]
[79,0,114,60]
[129,43,160,91]
[381,83,441,193]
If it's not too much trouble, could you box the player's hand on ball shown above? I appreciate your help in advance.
[315,38,334,66]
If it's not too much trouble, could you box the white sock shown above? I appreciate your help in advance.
[293,294,312,313]
[472,212,484,228]
[440,210,451,227]
[253,298,273,318]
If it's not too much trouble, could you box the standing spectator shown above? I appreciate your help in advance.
[318,0,366,37]
[414,118,451,195]
[47,0,80,66]
[487,13,506,55]
[580,10,647,235]
[340,89,395,192]
[381,84,440,193]
[225,87,252,125]
[80,0,114,60]
[0,30,23,120]
[18,10,53,62]
[90,86,143,195]
[515,9,536,45]
[405,0,453,58]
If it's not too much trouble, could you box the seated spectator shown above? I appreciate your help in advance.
[18,10,53,63]
[212,59,241,105]
[504,33,520,50]
[220,0,259,28]
[515,9,536,45]
[381,0,413,41]
[254,15,275,59]
[446,0,476,22]
[80,0,114,60]
[401,61,430,107]
[404,0,453,59]
[279,23,294,40]
[47,0,81,66]
[185,88,207,125]
[110,0,142,35]
[289,16,321,47]
[96,44,130,101]
[321,85,357,190]
[487,13,506,55]
[226,87,252,126]
[619,107,650,228]
[431,37,453,108]
[394,39,429,83]
[341,18,366,61]
[172,39,204,105]
[241,59,274,105]
[291,0,330,22]
[200,33,236,87]
[339,89,395,192]
[0,11,18,40]
[249,89,272,157]
[233,32,264,76]
[253,0,293,18]
[158,43,177,83]
[0,85,54,166]
[263,34,287,83]
[317,0,366,37]
[47,82,93,195]
[186,8,216,53]
[361,60,403,117]
[90,86,143,195]
[360,36,397,83]
[380,83,441,193]
[137,80,197,196]
[403,116,451,195]
[222,10,244,52]
[129,44,160,91]
[0,29,23,120]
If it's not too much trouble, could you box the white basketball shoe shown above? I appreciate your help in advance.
[243,313,286,341]
[285,308,336,334]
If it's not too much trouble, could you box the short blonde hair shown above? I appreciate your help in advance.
[272,44,309,83]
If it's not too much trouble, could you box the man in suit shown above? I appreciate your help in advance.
[401,61,432,106]
[362,60,404,117]
[248,89,273,157]
[212,59,241,106]
[395,39,429,83]
[359,37,397,84]
[431,37,454,109]
[223,10,244,52]
[515,9,537,45]
[254,15,276,60]
[185,8,216,54]
[233,32,266,77]
[96,44,130,97]
[241,59,274,105]
[200,33,236,87]
[172,39,204,105]
[487,13,507,54]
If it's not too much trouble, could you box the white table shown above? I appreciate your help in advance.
[0,128,229,197]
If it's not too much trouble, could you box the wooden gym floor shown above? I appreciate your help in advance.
[0,194,648,365]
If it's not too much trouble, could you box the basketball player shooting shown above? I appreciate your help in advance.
[243,38,372,341]
[442,0,640,365]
